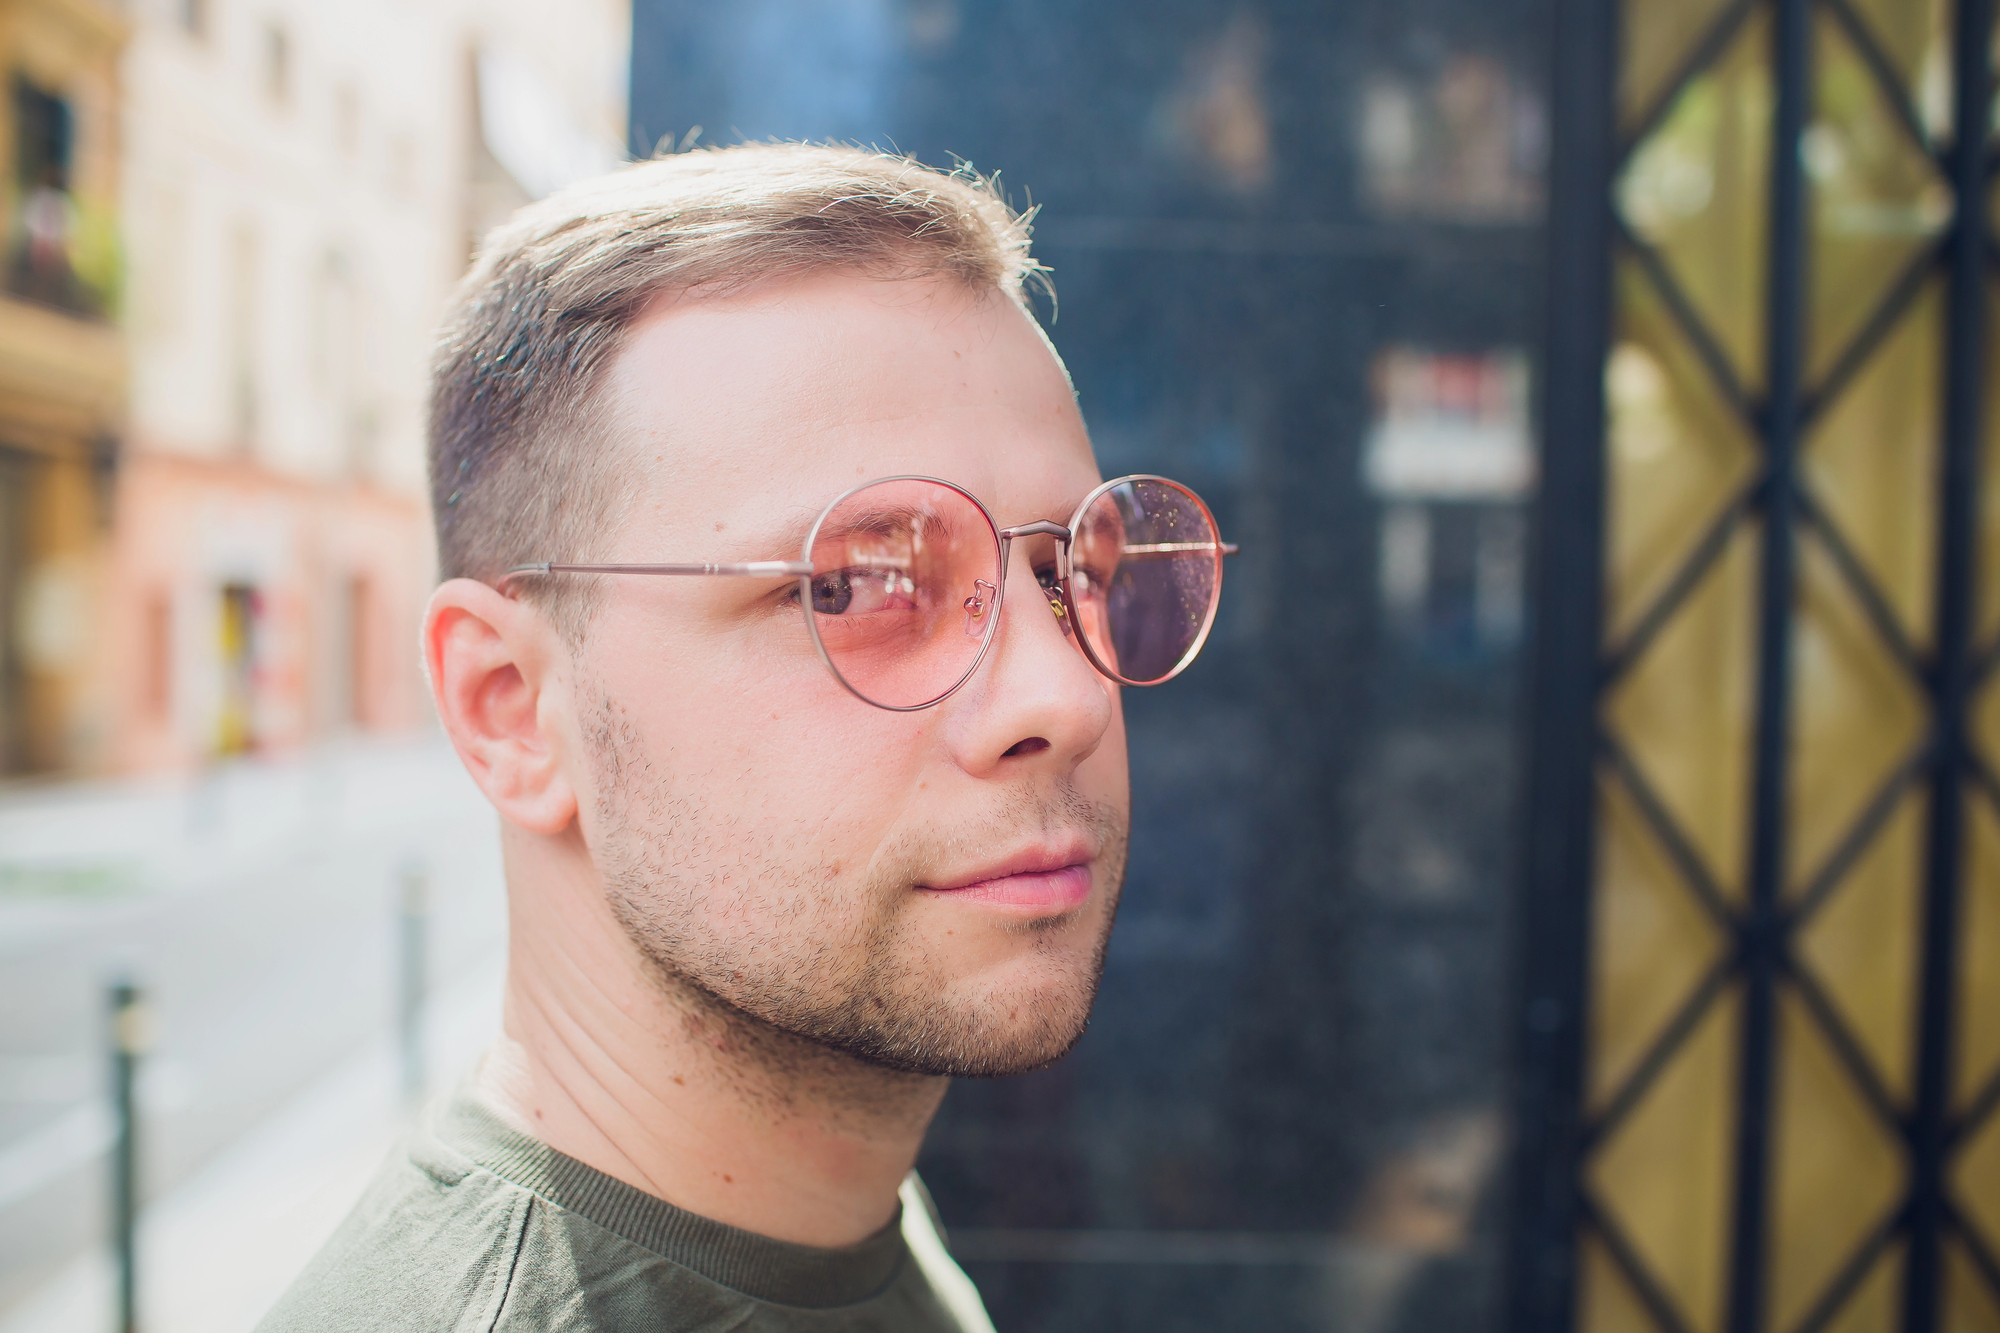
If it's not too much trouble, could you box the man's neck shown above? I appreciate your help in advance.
[476,832,949,1249]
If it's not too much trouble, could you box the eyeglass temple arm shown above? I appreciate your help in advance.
[502,561,815,582]
[1116,542,1241,558]
[994,522,1240,558]
[504,538,1239,582]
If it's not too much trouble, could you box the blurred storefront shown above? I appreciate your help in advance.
[0,0,628,779]
[0,0,124,776]
[627,2,2000,1332]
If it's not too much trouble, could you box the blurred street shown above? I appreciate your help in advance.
[0,737,507,1325]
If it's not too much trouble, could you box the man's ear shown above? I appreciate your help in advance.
[424,578,579,835]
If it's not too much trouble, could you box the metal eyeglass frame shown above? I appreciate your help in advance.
[502,472,1238,712]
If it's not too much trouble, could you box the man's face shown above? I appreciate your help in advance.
[563,271,1129,1078]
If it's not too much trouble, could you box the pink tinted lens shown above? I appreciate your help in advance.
[1071,479,1222,684]
[804,479,1001,709]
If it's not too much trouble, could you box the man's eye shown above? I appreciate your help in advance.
[810,568,915,615]
[1035,566,1061,590]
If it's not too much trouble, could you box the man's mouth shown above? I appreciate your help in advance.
[919,846,1095,912]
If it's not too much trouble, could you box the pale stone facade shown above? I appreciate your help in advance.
[98,0,628,773]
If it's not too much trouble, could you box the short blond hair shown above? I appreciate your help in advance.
[428,143,1045,634]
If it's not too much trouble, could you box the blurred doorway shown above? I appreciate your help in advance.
[216,582,258,756]
[0,449,24,773]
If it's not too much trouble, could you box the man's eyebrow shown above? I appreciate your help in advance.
[810,502,975,548]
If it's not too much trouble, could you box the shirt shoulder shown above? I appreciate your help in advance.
[259,1107,980,1333]
[256,1130,532,1333]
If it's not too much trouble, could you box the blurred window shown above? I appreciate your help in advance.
[345,574,373,730]
[227,222,259,449]
[142,590,172,722]
[6,76,103,319]
[0,449,23,773]
[180,0,207,39]
[263,23,290,106]
[217,583,258,756]
[334,82,360,159]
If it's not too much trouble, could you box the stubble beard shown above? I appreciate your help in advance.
[585,696,1129,1085]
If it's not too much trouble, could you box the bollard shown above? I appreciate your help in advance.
[398,863,428,1104]
[109,981,149,1333]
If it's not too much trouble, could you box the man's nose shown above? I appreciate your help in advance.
[942,545,1114,774]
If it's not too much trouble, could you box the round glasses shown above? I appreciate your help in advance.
[505,474,1235,711]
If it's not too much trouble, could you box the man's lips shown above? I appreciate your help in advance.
[922,864,1093,910]
[919,846,1095,912]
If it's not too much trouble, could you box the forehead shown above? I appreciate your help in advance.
[600,271,1099,546]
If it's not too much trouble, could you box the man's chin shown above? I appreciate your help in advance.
[792,967,1104,1079]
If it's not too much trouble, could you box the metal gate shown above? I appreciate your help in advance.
[1515,0,2000,1330]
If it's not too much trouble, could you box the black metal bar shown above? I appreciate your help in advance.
[1971,749,2000,812]
[1728,0,1811,1327]
[1819,0,1938,158]
[1798,239,1946,428]
[1579,1198,1702,1333]
[1582,956,1737,1150]
[1599,736,1739,926]
[1943,1198,2000,1304]
[1794,494,1927,684]
[1906,0,1994,1323]
[1975,633,2000,688]
[1616,0,1762,169]
[1785,1205,1903,1333]
[1951,1062,2000,1150]
[109,981,145,1333]
[1505,0,1618,1320]
[1600,482,1755,689]
[1788,743,1930,928]
[1615,218,1762,426]
[1780,959,1902,1136]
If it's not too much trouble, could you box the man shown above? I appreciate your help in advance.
[261,143,1230,1331]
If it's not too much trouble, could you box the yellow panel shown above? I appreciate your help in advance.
[1944,1236,2000,1333]
[1579,1229,1668,1333]
[1955,1105,2000,1269]
[1786,533,1929,895]
[1617,10,1771,394]
[1618,0,1744,136]
[1843,0,1953,143]
[1957,795,2000,1112]
[1589,775,1732,1111]
[1605,255,1762,642]
[1802,279,1942,652]
[1980,652,2000,778]
[1769,987,1908,1332]
[1807,11,1952,391]
[1792,788,1925,1106]
[1588,985,1740,1333]
[1819,1239,1906,1333]
[1980,280,2000,648]
[1603,523,1759,905]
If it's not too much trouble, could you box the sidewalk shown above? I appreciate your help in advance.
[0,947,505,1333]
[0,736,508,1321]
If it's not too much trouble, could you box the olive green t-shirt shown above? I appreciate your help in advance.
[257,1091,994,1333]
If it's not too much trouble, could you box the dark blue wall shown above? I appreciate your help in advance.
[629,4,1549,1328]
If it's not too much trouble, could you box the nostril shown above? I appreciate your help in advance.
[1003,737,1051,758]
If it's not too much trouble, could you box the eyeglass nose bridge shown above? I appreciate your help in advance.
[994,520,1077,635]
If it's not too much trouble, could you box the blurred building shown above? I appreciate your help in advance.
[0,0,124,775]
[0,0,627,778]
